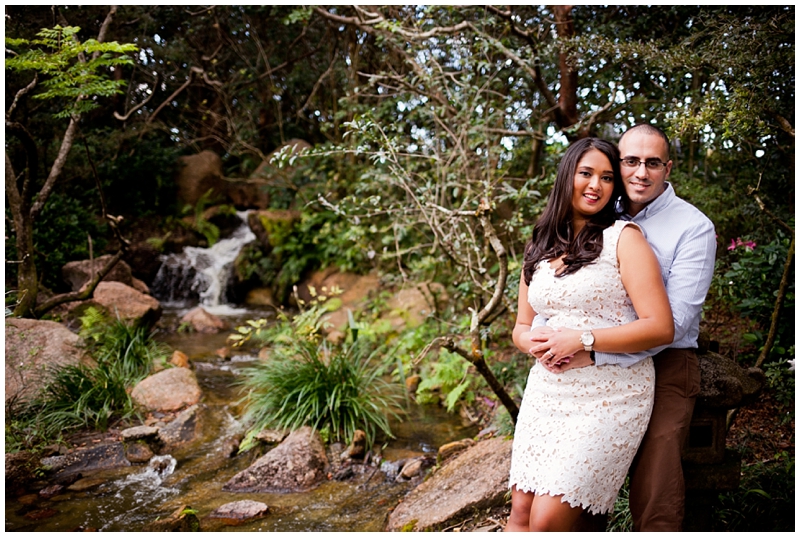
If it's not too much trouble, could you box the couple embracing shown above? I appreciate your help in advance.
[505,125,716,532]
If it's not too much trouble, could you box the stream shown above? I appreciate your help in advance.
[5,309,479,532]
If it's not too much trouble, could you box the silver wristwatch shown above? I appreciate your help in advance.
[580,330,595,352]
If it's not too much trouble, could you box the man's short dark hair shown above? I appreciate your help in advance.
[620,124,671,158]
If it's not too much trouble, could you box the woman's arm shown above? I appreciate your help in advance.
[512,272,554,356]
[533,225,673,366]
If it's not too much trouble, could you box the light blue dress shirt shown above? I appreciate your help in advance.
[532,183,717,367]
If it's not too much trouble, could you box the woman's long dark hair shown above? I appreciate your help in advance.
[522,137,623,285]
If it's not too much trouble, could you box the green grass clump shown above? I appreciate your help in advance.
[6,308,168,449]
[238,338,404,452]
[714,452,795,531]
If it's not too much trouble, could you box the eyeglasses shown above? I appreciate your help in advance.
[620,157,668,170]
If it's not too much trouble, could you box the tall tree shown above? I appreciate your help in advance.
[6,11,136,317]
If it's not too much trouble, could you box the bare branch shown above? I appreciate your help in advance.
[114,74,158,121]
[7,75,37,120]
[33,249,125,318]
[93,5,118,58]
[146,71,195,125]
[31,117,79,220]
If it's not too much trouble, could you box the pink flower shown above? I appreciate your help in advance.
[728,237,757,251]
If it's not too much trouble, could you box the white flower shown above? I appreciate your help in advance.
[788,359,795,371]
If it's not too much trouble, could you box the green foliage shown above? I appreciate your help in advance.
[762,357,795,414]
[711,231,794,364]
[607,478,633,532]
[416,349,477,412]
[714,452,795,531]
[238,338,404,450]
[233,292,405,450]
[6,308,167,448]
[5,25,136,118]
[180,190,226,246]
[5,191,109,292]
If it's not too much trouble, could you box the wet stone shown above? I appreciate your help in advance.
[38,484,64,499]
[120,425,159,442]
[18,494,40,506]
[125,441,155,464]
[208,500,269,525]
[67,477,106,492]
[23,508,59,521]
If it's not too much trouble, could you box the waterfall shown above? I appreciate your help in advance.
[151,211,255,315]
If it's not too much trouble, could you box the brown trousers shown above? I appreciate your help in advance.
[628,348,700,531]
[571,348,700,532]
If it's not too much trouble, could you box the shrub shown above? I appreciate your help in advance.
[6,308,168,447]
[714,453,795,531]
[237,339,404,451]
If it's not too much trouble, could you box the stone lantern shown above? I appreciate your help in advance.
[682,336,765,531]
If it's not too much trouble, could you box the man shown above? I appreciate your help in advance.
[531,124,717,531]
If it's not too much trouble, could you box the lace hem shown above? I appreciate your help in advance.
[507,482,612,515]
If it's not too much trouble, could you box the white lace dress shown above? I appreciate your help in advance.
[508,220,655,515]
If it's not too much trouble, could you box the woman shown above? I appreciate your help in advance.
[505,138,673,532]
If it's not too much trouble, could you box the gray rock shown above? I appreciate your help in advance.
[44,443,131,479]
[208,500,269,525]
[158,404,203,448]
[131,367,202,413]
[125,441,155,464]
[62,255,136,292]
[5,318,92,403]
[223,426,329,493]
[120,425,160,442]
[386,437,512,532]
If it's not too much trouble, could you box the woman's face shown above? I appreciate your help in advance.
[570,148,615,222]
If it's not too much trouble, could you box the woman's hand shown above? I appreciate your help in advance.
[529,327,583,367]
[540,350,594,374]
[522,326,556,359]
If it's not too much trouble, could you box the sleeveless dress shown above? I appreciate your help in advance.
[508,220,655,515]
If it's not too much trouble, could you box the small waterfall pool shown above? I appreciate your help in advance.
[151,211,255,316]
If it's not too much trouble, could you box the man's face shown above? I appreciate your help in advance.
[618,130,672,216]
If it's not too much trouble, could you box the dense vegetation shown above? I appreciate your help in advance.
[5,6,794,531]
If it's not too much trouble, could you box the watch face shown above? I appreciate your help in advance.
[581,332,594,345]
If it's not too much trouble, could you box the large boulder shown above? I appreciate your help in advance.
[130,367,202,413]
[295,268,381,337]
[385,437,512,532]
[40,443,131,479]
[5,318,92,403]
[180,307,228,334]
[176,150,226,206]
[90,281,162,328]
[383,282,448,331]
[223,426,329,493]
[62,255,148,293]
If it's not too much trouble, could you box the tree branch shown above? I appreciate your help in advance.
[754,234,794,370]
[114,74,158,121]
[6,75,37,120]
[33,249,125,318]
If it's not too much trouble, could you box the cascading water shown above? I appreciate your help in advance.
[151,211,255,315]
